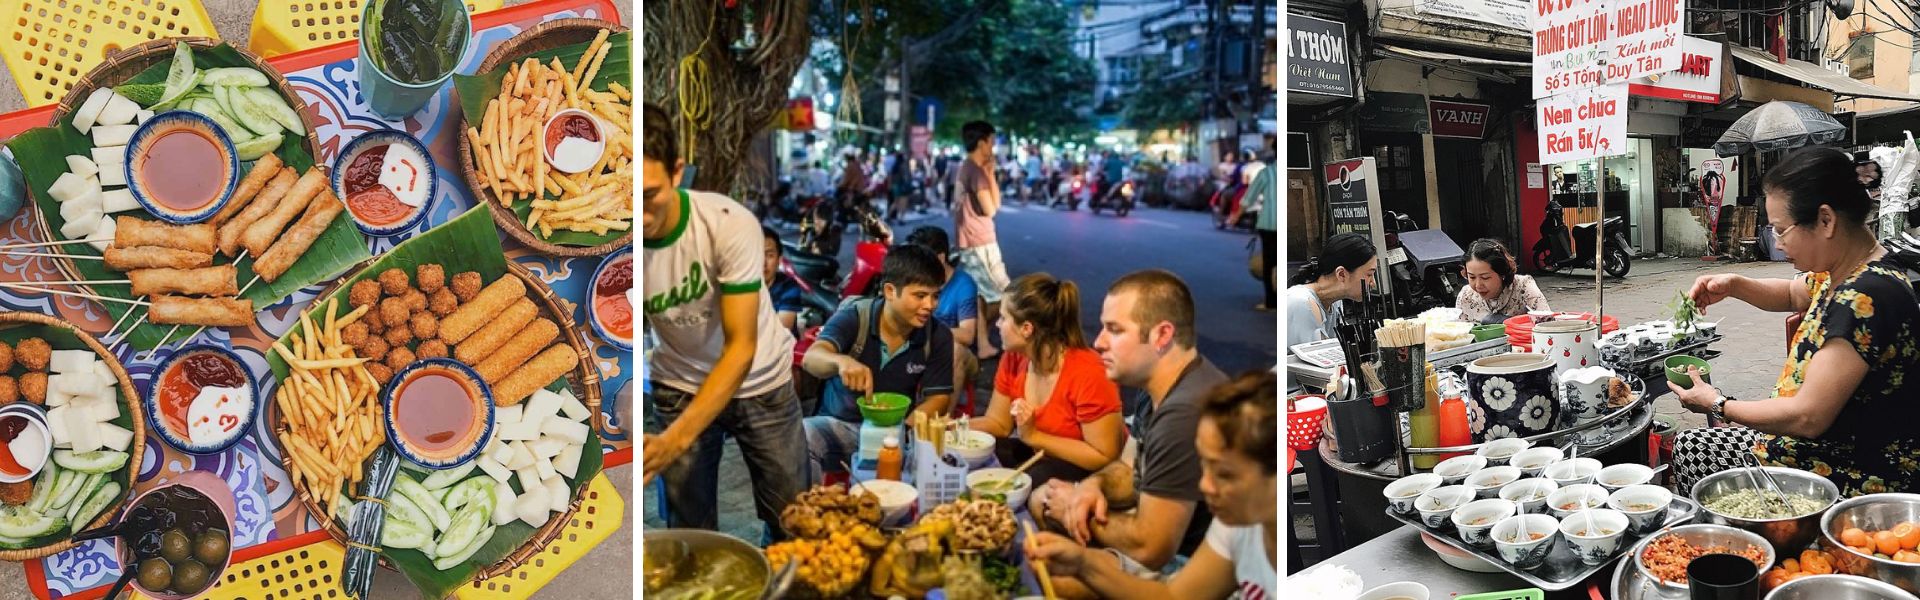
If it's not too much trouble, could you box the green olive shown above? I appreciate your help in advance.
[137,558,172,592]
[159,529,191,564]
[193,530,229,566]
[172,559,211,594]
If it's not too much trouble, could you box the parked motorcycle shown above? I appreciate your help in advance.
[1534,198,1632,278]
[1382,211,1467,316]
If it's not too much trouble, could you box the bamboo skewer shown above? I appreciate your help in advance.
[0,284,149,306]
[1022,519,1058,600]
[0,251,103,261]
[0,238,110,251]
[15,279,131,286]
[137,273,262,360]
[107,250,248,352]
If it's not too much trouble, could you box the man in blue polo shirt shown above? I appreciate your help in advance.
[800,244,956,477]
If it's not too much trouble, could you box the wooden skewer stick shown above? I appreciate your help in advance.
[0,237,110,251]
[0,251,103,261]
[110,250,248,350]
[19,279,132,286]
[0,284,150,306]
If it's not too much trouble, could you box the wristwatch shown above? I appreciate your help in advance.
[1710,395,1732,422]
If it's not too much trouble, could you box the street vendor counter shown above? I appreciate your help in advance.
[1291,525,1599,599]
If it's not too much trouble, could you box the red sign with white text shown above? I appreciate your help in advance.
[1429,100,1492,139]
[1628,36,1722,103]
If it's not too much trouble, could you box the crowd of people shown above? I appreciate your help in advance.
[643,105,1275,598]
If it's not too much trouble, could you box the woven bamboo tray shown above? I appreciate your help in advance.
[0,312,146,561]
[455,18,631,258]
[272,259,605,581]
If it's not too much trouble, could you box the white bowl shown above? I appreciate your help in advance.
[1466,465,1522,500]
[1544,457,1603,487]
[1356,581,1431,600]
[1493,513,1561,570]
[1420,532,1504,572]
[966,469,1033,510]
[1476,438,1532,465]
[1499,478,1561,515]
[946,429,997,469]
[1432,455,1488,486]
[1452,498,1518,549]
[1607,484,1674,535]
[857,479,919,527]
[1560,508,1630,565]
[1417,485,1478,528]
[1511,447,1565,479]
[1596,463,1655,492]
[1548,484,1611,519]
[1385,473,1445,514]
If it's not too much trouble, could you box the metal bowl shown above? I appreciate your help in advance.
[643,528,790,599]
[1633,523,1776,594]
[1766,574,1920,600]
[1693,465,1839,553]
[1822,494,1920,595]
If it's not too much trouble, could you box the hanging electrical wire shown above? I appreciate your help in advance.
[677,2,720,167]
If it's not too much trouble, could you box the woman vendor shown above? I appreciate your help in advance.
[1284,233,1376,391]
[1669,147,1920,497]
[1455,238,1551,323]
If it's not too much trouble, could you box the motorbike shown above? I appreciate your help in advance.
[1533,198,1633,278]
[1210,181,1255,229]
[1091,177,1135,217]
[1382,211,1467,316]
[1054,172,1092,211]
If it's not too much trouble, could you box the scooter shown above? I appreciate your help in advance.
[1383,211,1467,316]
[1091,178,1135,217]
[1054,173,1089,211]
[839,203,894,299]
[1211,181,1254,230]
[1534,198,1633,278]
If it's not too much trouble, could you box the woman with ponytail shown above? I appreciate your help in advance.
[974,273,1126,485]
[1285,233,1378,391]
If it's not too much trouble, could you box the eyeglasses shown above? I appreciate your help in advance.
[1771,222,1799,239]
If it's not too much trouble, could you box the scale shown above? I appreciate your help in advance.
[1290,338,1348,368]
[855,420,905,472]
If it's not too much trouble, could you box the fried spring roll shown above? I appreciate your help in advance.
[242,168,329,257]
[114,217,216,255]
[492,344,579,406]
[104,246,213,271]
[211,153,285,226]
[453,298,538,365]
[254,188,344,283]
[475,318,560,383]
[149,295,252,327]
[128,266,238,297]
[219,168,297,256]
[439,277,527,344]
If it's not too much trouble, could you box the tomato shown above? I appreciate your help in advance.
[1843,527,1872,548]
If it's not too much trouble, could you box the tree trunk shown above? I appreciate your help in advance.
[642,1,812,203]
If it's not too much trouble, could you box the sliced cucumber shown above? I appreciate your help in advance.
[200,67,270,88]
[220,86,281,137]
[431,525,493,571]
[381,517,430,549]
[188,98,253,145]
[233,133,282,162]
[244,87,306,135]
[432,506,486,561]
[156,42,197,109]
[392,475,450,532]
[35,471,78,514]
[0,533,32,549]
[25,463,58,512]
[53,450,128,474]
[420,463,476,491]
[0,507,65,539]
[69,481,120,529]
[49,472,98,513]
[383,489,430,532]
[440,477,494,514]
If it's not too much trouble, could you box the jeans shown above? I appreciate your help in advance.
[804,416,861,477]
[647,380,812,540]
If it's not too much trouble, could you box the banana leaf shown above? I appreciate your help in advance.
[4,43,369,350]
[265,207,603,600]
[452,30,631,248]
[0,324,136,549]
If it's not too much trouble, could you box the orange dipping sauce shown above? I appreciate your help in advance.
[593,256,632,341]
[157,351,247,436]
[392,365,482,454]
[136,128,229,212]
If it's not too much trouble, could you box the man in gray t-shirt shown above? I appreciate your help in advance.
[1032,271,1222,588]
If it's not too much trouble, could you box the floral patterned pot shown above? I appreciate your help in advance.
[1464,352,1560,441]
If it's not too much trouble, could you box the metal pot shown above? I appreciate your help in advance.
[1634,524,1776,594]
[1766,574,1919,600]
[642,529,795,600]
[1823,494,1920,596]
[1693,466,1839,554]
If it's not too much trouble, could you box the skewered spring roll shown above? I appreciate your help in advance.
[113,217,216,255]
[492,344,580,407]
[439,276,526,344]
[104,246,213,271]
[241,168,328,257]
[149,295,252,327]
[254,188,344,283]
[453,298,538,365]
[128,266,238,297]
[211,152,284,226]
[219,167,296,257]
[474,318,560,384]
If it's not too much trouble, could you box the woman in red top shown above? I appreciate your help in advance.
[974,273,1126,484]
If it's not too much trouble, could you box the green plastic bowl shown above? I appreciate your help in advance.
[1471,324,1508,343]
[1666,355,1712,389]
[858,392,913,426]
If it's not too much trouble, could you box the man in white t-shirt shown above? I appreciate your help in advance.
[1028,371,1276,600]
[642,104,809,539]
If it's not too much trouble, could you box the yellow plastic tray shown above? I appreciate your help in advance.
[248,0,504,59]
[0,0,219,107]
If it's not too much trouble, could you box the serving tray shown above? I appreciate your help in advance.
[1388,497,1701,591]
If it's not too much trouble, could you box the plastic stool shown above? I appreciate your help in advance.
[197,537,346,599]
[456,471,626,600]
[248,0,505,59]
[0,0,218,107]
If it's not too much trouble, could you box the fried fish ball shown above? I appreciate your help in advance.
[364,307,386,334]
[378,268,411,297]
[0,480,31,505]
[355,337,390,363]
[416,339,449,360]
[416,264,446,294]
[366,363,394,385]
[428,288,459,316]
[404,290,427,312]
[379,298,409,330]
[383,325,414,347]
[349,279,383,309]
[0,376,19,404]
[385,347,416,371]
[0,342,15,373]
[450,272,483,303]
[409,313,439,340]
[342,322,370,346]
[15,338,49,371]
[18,372,45,405]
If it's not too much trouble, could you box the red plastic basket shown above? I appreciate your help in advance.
[1504,313,1620,352]
[1287,394,1330,451]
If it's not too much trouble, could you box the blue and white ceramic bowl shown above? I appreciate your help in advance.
[589,246,634,351]
[145,344,258,454]
[1464,353,1560,441]
[125,111,238,224]
[330,128,435,237]
[381,359,494,470]
[0,403,51,483]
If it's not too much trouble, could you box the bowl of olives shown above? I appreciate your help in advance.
[114,471,234,599]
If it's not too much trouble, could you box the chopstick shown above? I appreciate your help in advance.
[1001,450,1047,488]
[1022,519,1058,600]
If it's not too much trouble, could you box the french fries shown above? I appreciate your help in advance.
[273,297,384,523]
[465,28,631,241]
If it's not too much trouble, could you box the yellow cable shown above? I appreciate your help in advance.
[676,5,720,168]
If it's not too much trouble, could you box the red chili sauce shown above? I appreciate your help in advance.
[544,113,600,155]
[157,352,246,435]
[0,416,31,477]
[341,144,416,226]
[593,256,632,341]
[137,128,228,212]
[392,366,480,453]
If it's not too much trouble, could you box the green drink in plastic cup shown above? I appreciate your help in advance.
[358,0,472,119]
